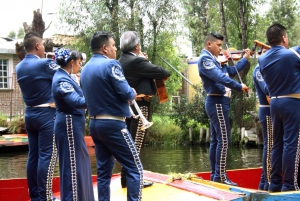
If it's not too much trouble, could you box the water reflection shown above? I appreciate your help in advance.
[0,145,263,179]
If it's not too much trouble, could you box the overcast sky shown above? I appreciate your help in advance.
[0,0,271,39]
[0,0,62,38]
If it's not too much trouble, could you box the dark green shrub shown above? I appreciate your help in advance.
[146,115,185,145]
[8,117,26,134]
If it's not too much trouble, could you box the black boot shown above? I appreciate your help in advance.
[143,181,154,188]
[121,167,126,188]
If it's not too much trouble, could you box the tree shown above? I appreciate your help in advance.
[7,31,16,39]
[183,0,210,56]
[219,0,228,43]
[15,9,54,60]
[17,28,25,39]
[138,0,182,62]
[265,0,299,46]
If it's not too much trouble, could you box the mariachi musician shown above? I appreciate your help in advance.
[15,32,59,200]
[119,31,170,188]
[252,41,272,191]
[198,32,250,186]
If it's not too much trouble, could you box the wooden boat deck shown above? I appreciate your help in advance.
[0,134,28,147]
[2,169,300,200]
[0,134,95,148]
[1,171,244,201]
[51,171,244,201]
[92,177,217,201]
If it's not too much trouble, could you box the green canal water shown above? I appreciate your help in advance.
[0,145,263,179]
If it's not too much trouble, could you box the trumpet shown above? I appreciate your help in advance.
[129,105,139,119]
[129,100,153,130]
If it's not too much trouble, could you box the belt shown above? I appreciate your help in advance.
[136,94,152,102]
[207,91,231,98]
[27,102,56,108]
[90,114,125,122]
[271,94,300,99]
[259,105,270,107]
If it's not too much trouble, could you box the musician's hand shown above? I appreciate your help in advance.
[132,88,137,98]
[266,95,271,104]
[138,52,148,60]
[243,48,251,59]
[142,52,148,60]
[241,83,249,93]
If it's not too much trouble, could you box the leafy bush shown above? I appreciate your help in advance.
[170,91,209,133]
[8,117,26,134]
[0,113,8,127]
[146,115,185,145]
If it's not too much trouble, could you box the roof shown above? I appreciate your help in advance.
[0,39,23,54]
[0,34,75,55]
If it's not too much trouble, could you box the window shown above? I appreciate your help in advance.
[0,59,9,89]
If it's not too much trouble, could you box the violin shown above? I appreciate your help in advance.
[217,48,243,65]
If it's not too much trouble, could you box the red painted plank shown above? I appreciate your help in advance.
[195,167,262,189]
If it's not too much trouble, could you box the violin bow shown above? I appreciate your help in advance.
[225,43,249,97]
[158,55,194,87]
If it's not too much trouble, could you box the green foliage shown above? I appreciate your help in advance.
[146,115,185,145]
[265,0,299,46]
[85,110,90,136]
[0,113,8,127]
[230,127,241,146]
[8,117,26,134]
[7,31,16,40]
[17,28,25,39]
[170,90,209,133]
[7,28,24,40]
[182,0,208,55]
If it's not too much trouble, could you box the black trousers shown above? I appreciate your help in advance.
[121,100,151,184]
[126,100,152,153]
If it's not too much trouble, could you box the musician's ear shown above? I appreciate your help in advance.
[35,43,40,50]
[102,44,108,54]
[207,41,212,47]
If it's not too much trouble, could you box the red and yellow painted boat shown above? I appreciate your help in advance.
[0,134,95,148]
[1,167,300,201]
[0,134,28,147]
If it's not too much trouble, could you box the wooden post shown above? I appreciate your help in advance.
[199,127,203,142]
[206,127,210,142]
[189,128,192,143]
[241,127,245,139]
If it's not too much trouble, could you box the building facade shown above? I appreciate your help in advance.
[0,39,24,119]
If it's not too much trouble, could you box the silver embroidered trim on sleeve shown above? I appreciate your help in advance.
[112,65,126,81]
[60,82,74,93]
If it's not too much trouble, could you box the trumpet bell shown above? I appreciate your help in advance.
[130,100,153,130]
[141,121,153,130]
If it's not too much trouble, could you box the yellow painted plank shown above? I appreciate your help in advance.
[96,179,218,201]
[191,178,232,191]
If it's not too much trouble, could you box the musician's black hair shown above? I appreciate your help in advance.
[210,32,224,40]
[56,50,83,67]
[23,32,42,51]
[204,32,224,45]
[90,31,113,52]
[266,23,287,46]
